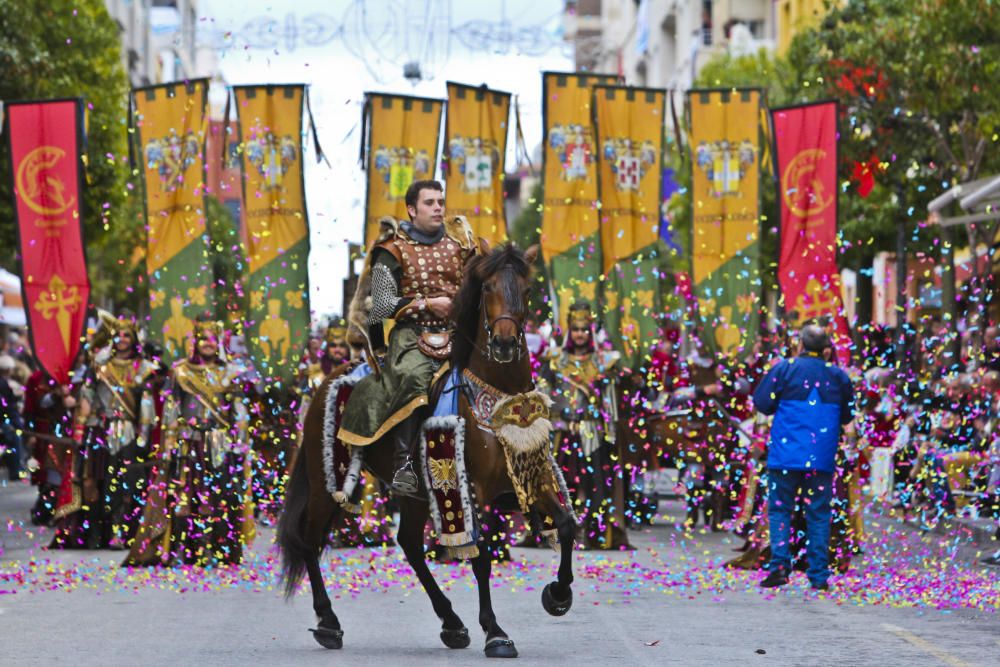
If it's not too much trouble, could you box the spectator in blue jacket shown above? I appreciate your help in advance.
[753,323,854,590]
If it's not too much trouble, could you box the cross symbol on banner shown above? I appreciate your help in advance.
[33,274,82,353]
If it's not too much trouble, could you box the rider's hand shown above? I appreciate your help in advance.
[426,296,452,319]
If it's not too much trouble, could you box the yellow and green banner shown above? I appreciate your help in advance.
[233,84,311,385]
[686,88,762,356]
[362,93,444,245]
[593,85,666,367]
[133,80,214,360]
[540,71,617,331]
[444,82,510,245]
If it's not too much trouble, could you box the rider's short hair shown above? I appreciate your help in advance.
[405,180,443,211]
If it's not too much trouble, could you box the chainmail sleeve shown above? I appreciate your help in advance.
[368,252,406,326]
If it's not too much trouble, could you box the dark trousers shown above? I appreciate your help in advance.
[768,468,834,586]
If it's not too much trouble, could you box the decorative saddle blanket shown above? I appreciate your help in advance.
[321,362,372,513]
[422,370,575,556]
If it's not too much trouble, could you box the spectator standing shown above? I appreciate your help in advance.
[753,324,855,590]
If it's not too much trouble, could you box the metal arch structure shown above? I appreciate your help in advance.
[200,1,570,82]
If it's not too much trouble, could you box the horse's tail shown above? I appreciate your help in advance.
[276,438,313,599]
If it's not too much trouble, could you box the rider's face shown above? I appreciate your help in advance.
[407,188,445,234]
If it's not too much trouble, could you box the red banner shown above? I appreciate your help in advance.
[772,101,850,354]
[5,99,89,383]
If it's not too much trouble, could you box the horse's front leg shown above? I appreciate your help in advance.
[470,541,518,657]
[396,497,470,649]
[533,492,575,616]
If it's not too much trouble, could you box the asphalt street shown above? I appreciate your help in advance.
[1,480,997,666]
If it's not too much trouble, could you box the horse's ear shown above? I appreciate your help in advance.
[477,237,491,256]
[524,244,540,264]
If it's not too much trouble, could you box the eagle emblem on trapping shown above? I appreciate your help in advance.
[428,458,458,493]
[601,137,657,191]
[373,146,433,200]
[448,135,500,193]
[144,129,200,192]
[548,123,595,181]
[246,132,298,192]
[694,139,757,198]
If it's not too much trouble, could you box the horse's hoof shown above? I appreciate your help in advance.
[541,582,572,616]
[485,636,518,658]
[309,627,344,649]
[440,626,471,649]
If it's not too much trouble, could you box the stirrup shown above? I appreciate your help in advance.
[391,465,420,496]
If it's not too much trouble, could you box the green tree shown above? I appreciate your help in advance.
[0,0,130,303]
[787,0,1000,323]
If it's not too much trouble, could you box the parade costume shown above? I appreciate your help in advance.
[126,321,250,567]
[541,303,630,550]
[23,370,73,526]
[51,313,156,550]
[339,216,476,492]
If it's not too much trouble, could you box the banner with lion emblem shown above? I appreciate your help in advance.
[232,84,312,385]
[362,92,444,245]
[541,72,617,331]
[686,88,763,356]
[593,85,666,366]
[444,82,510,245]
[132,80,214,360]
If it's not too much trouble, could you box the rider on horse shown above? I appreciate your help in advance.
[338,179,477,495]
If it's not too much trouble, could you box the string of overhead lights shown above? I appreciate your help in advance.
[200,1,569,83]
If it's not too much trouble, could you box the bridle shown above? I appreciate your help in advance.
[480,291,526,364]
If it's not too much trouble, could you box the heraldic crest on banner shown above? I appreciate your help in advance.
[694,139,757,198]
[447,135,500,193]
[144,129,200,192]
[602,138,657,192]
[374,146,433,200]
[548,123,595,181]
[246,131,298,192]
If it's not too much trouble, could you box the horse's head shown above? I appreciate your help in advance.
[453,241,538,368]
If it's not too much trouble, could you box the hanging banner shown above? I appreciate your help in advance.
[772,101,850,353]
[541,71,617,331]
[593,85,666,366]
[362,92,444,245]
[687,88,762,356]
[233,84,311,385]
[133,80,214,360]
[444,82,511,245]
[6,99,89,384]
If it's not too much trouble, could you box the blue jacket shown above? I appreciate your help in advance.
[752,354,854,473]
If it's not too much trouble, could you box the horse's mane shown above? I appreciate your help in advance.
[451,243,531,374]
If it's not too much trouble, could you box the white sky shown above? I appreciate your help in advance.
[196,0,572,321]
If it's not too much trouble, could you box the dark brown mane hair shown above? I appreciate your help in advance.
[451,243,531,374]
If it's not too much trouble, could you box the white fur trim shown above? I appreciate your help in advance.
[321,373,362,497]
[491,391,553,453]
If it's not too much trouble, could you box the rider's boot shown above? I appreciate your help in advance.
[390,418,420,496]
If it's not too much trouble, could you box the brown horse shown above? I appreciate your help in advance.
[276,243,576,658]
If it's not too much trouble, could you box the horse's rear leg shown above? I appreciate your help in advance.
[533,493,575,617]
[470,541,518,658]
[396,498,470,649]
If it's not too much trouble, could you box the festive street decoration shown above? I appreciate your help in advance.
[687,88,763,356]
[772,100,851,357]
[444,82,511,245]
[593,85,666,365]
[232,84,313,385]
[5,99,89,384]
[541,71,617,331]
[361,93,444,245]
[132,80,214,359]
